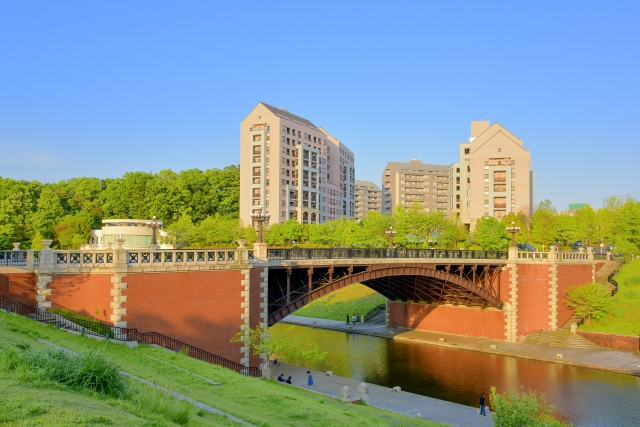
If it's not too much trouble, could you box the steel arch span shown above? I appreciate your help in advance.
[268,265,503,326]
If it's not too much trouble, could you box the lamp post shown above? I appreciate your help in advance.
[600,242,604,257]
[385,226,397,249]
[597,226,603,246]
[146,216,162,248]
[251,207,271,244]
[506,221,520,249]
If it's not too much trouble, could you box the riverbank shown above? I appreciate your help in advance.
[281,315,640,377]
[277,361,492,427]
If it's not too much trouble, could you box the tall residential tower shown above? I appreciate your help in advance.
[240,103,355,227]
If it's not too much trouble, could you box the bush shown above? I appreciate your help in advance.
[622,290,640,299]
[624,276,640,286]
[489,386,570,427]
[564,282,612,326]
[2,347,126,397]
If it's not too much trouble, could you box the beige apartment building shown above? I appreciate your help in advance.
[354,180,382,220]
[240,103,355,227]
[448,120,533,229]
[381,160,449,215]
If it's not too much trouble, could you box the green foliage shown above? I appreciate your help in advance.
[2,347,126,397]
[531,199,557,248]
[54,213,93,249]
[564,282,612,326]
[489,386,570,427]
[231,323,327,378]
[125,382,191,425]
[31,230,45,250]
[472,216,509,250]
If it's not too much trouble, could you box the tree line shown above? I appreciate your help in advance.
[1,166,638,257]
[0,166,240,249]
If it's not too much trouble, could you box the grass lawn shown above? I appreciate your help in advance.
[0,310,447,427]
[294,283,386,321]
[579,259,640,336]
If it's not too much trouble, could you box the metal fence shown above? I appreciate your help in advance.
[608,260,627,296]
[267,247,507,261]
[0,295,260,377]
[0,251,40,266]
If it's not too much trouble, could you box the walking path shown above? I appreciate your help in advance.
[277,362,491,427]
[281,316,640,376]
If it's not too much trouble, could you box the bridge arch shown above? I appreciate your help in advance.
[268,266,503,325]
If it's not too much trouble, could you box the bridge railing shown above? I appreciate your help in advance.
[126,249,237,267]
[0,295,260,377]
[0,250,40,267]
[267,247,507,260]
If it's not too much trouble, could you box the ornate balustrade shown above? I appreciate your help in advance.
[517,250,593,262]
[0,250,40,267]
[267,247,507,261]
[126,249,237,267]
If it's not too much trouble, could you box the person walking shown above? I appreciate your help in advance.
[479,392,487,417]
[352,314,357,326]
[307,371,314,389]
[346,313,350,325]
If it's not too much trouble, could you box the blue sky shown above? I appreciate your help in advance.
[1,1,638,210]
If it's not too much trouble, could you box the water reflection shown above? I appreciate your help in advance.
[272,324,640,427]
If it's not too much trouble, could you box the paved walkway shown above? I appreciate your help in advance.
[281,316,640,376]
[277,362,491,427]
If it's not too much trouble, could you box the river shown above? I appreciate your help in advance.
[271,323,640,427]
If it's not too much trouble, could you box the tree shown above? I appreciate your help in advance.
[472,217,509,251]
[490,386,569,427]
[231,324,326,379]
[54,213,93,249]
[30,186,66,240]
[0,177,42,247]
[531,199,557,248]
[564,282,612,325]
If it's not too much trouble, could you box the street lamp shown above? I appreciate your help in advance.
[251,207,271,244]
[506,221,521,249]
[596,226,603,246]
[600,242,605,257]
[385,226,397,249]
[146,216,162,248]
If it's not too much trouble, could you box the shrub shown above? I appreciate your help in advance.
[489,386,570,427]
[564,282,612,326]
[622,290,640,299]
[126,383,191,425]
[3,347,126,397]
[624,276,640,286]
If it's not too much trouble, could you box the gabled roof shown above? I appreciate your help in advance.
[259,102,318,129]
[471,122,524,153]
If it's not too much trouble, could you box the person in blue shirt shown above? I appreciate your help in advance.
[307,371,314,389]
[479,392,487,417]
[277,374,285,382]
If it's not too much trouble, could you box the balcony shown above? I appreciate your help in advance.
[494,177,506,182]
[494,204,507,209]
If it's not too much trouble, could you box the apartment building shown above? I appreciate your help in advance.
[354,180,382,220]
[449,120,533,229]
[240,102,355,227]
[381,160,449,215]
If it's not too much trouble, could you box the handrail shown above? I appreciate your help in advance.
[0,295,260,377]
[607,260,627,296]
[267,247,507,261]
[363,303,386,321]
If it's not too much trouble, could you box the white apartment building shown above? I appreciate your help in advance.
[449,120,533,229]
[240,103,355,226]
[354,180,382,220]
[381,160,449,214]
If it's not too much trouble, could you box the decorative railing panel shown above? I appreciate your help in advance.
[0,251,27,266]
[51,251,115,268]
[267,247,507,261]
[0,295,260,377]
[126,249,237,267]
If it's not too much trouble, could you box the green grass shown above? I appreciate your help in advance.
[579,259,640,336]
[294,283,386,321]
[0,310,447,427]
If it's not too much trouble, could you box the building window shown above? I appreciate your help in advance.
[498,148,501,152]
[464,148,470,154]
[253,135,261,141]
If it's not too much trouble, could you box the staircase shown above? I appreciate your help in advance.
[364,309,386,325]
[521,315,598,348]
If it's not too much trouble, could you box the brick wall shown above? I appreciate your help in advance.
[516,264,551,338]
[124,270,247,363]
[47,274,113,322]
[577,331,640,351]
[0,273,37,306]
[389,302,506,340]
[557,264,594,327]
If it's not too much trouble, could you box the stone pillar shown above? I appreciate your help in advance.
[385,298,390,326]
[26,250,35,268]
[12,243,20,250]
[239,268,251,366]
[504,262,519,342]
[259,267,269,367]
[254,243,268,260]
[113,239,128,274]
[357,382,370,404]
[237,239,248,262]
[110,275,128,328]
[39,240,55,272]
[35,274,52,310]
[508,247,518,261]
[548,251,559,331]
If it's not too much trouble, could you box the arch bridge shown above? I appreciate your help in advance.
[266,247,507,325]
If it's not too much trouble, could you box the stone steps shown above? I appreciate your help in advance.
[521,315,598,348]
